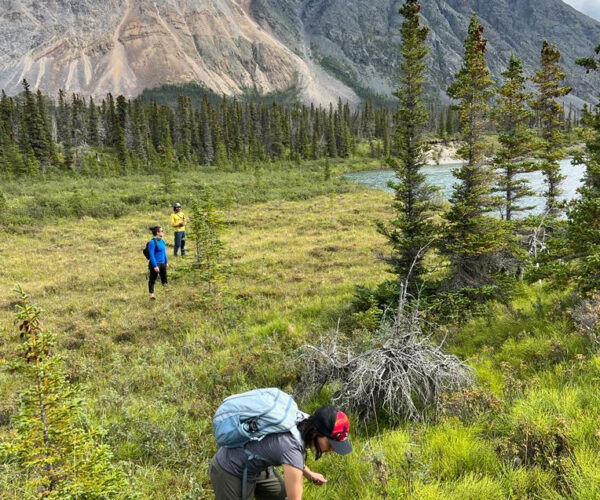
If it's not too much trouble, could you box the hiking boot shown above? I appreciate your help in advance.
[150,293,156,300]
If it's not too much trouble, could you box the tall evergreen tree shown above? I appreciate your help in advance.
[326,104,337,158]
[442,13,509,289]
[531,40,572,217]
[378,0,436,281]
[87,97,100,147]
[493,54,537,221]
[20,80,53,168]
[567,54,600,293]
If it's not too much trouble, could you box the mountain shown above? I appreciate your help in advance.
[1,0,600,104]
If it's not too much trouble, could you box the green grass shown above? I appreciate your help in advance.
[1,161,600,498]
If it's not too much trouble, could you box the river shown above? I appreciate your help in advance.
[344,159,586,216]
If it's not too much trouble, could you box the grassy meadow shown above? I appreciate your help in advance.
[1,159,600,498]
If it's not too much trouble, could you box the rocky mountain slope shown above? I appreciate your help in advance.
[1,0,600,104]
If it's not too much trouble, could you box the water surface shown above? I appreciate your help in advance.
[344,159,585,216]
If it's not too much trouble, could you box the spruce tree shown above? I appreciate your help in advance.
[493,54,537,221]
[87,97,100,147]
[1,286,127,497]
[1,90,15,141]
[189,193,226,293]
[158,109,175,191]
[176,94,193,164]
[270,104,284,159]
[568,55,600,293]
[531,40,572,217]
[20,80,53,168]
[326,104,337,158]
[378,0,436,281]
[442,13,509,289]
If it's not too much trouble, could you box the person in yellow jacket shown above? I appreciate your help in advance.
[171,202,187,257]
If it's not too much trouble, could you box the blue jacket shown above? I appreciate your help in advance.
[148,238,168,267]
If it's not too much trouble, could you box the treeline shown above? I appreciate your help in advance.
[0,80,582,180]
[0,81,404,177]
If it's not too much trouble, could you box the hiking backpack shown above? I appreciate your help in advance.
[142,238,159,260]
[212,388,307,449]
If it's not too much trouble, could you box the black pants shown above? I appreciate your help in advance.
[149,263,168,293]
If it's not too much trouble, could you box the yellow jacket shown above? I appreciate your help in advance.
[171,211,187,232]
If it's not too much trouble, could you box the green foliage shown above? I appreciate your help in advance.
[497,388,574,469]
[531,40,572,217]
[379,0,437,283]
[0,190,7,225]
[0,286,128,498]
[188,192,227,292]
[567,104,600,294]
[493,54,537,221]
[575,43,600,72]
[551,447,600,499]
[442,14,513,290]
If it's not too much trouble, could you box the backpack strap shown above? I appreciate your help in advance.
[241,449,267,500]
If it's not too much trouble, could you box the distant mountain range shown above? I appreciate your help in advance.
[1,0,599,104]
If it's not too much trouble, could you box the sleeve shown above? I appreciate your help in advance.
[279,440,304,471]
[149,240,157,268]
[164,241,168,265]
[170,213,178,228]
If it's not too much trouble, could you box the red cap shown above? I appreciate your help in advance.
[311,406,353,455]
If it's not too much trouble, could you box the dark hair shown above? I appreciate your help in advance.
[297,418,325,461]
[149,226,163,236]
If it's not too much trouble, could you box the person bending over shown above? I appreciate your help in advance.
[210,406,352,500]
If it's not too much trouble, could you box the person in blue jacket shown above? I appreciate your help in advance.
[147,226,168,300]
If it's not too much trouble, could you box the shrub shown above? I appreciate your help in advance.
[439,387,503,424]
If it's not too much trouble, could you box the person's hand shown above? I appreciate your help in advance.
[154,267,159,272]
[307,472,327,485]
[303,467,327,486]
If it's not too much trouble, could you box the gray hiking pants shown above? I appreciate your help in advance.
[210,456,286,500]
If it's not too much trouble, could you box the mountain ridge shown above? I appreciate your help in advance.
[1,0,599,104]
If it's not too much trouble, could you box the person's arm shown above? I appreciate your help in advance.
[283,465,303,500]
[302,465,327,485]
[164,240,168,266]
[171,214,179,229]
[149,240,158,269]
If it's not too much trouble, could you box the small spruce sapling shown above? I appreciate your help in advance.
[189,193,226,293]
[0,286,127,498]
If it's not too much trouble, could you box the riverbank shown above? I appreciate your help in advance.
[425,140,462,165]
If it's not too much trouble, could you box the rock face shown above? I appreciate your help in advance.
[1,0,600,104]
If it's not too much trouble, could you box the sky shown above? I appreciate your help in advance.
[563,0,600,21]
